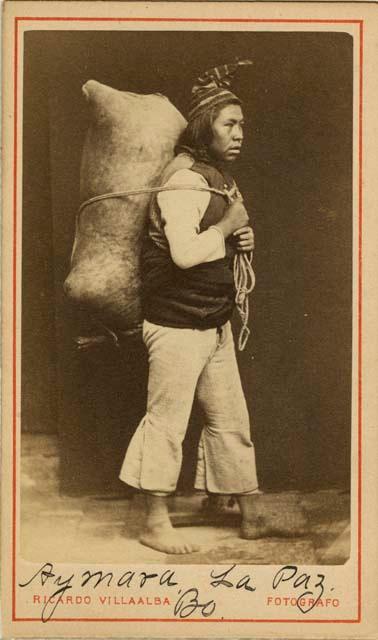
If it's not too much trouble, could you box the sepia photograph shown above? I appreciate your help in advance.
[2,2,377,637]
[21,25,352,566]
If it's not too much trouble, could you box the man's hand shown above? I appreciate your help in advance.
[233,226,255,252]
[214,200,249,239]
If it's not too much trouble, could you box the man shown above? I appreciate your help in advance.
[119,61,260,554]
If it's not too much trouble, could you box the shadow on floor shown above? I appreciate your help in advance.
[21,434,350,565]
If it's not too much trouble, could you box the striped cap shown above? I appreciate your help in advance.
[188,59,252,121]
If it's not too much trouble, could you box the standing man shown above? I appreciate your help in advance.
[120,61,260,554]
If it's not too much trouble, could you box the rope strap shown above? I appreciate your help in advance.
[76,183,255,351]
[78,184,239,215]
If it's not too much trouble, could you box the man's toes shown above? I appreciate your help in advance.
[169,542,199,554]
[172,543,190,554]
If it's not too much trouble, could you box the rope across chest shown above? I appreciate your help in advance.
[76,184,256,351]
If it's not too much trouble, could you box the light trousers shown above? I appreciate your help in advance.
[119,320,259,495]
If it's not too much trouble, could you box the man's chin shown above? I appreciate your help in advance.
[210,150,240,164]
[223,155,239,163]
[225,150,241,162]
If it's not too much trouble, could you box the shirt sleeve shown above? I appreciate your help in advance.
[157,169,226,270]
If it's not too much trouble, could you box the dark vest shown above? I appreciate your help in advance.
[141,157,237,329]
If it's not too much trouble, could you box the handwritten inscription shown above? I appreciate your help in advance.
[272,565,326,613]
[19,561,335,622]
[210,564,256,592]
[174,588,216,618]
[19,563,178,622]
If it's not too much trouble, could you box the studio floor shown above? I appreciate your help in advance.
[21,434,350,565]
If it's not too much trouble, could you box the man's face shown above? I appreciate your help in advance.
[209,104,244,164]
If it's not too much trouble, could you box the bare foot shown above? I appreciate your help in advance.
[140,521,200,554]
[238,492,269,539]
[238,493,308,539]
[240,518,268,540]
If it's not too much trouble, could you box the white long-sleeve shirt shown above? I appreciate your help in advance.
[157,168,226,270]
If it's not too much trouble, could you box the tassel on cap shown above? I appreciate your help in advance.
[188,58,253,121]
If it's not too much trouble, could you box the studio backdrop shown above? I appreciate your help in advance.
[22,30,353,494]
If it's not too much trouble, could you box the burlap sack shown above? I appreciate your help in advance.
[64,80,186,331]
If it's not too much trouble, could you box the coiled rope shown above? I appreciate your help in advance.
[233,250,255,351]
[78,184,255,350]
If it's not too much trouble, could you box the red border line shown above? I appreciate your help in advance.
[357,19,363,625]
[12,13,19,624]
[15,17,362,23]
[14,617,361,623]
[13,16,363,625]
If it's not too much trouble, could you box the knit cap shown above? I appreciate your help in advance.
[188,59,252,122]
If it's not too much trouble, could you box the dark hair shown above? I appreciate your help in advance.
[175,98,241,163]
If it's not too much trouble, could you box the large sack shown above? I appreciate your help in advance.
[64,80,186,331]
